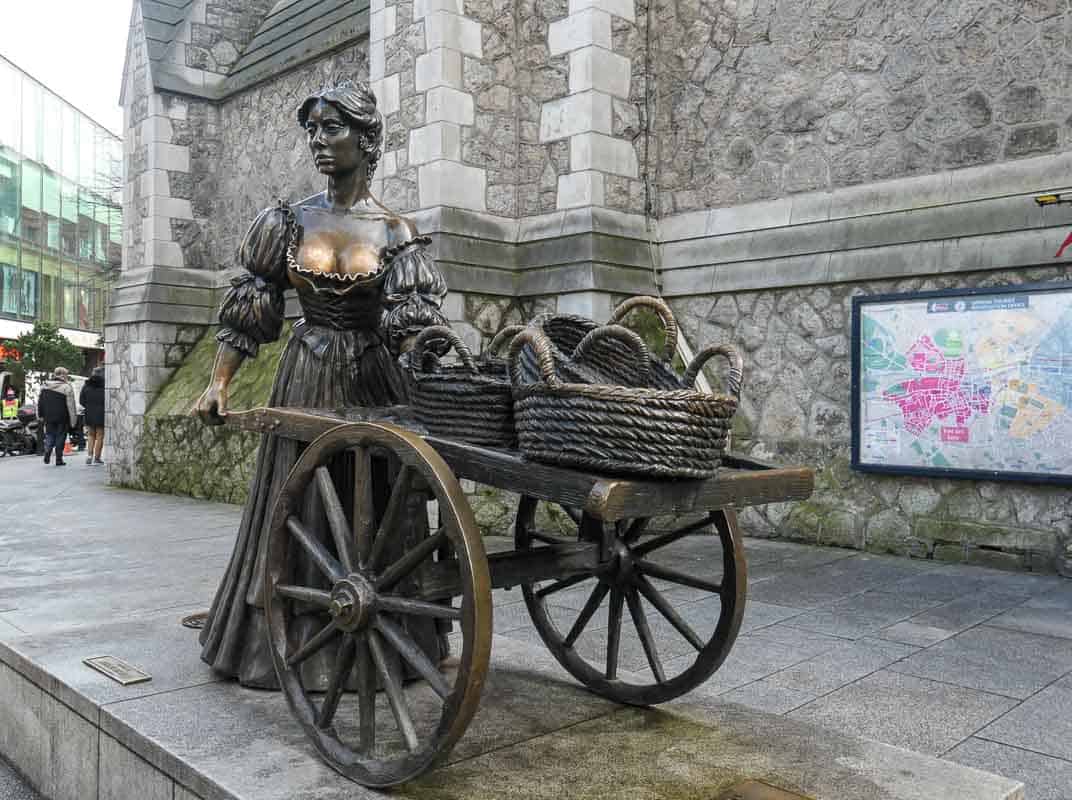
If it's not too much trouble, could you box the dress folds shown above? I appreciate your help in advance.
[199,201,449,689]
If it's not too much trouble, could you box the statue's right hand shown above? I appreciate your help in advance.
[194,381,229,426]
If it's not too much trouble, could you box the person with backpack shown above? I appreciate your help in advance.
[37,366,77,466]
[79,366,105,465]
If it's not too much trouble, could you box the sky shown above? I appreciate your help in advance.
[0,0,132,136]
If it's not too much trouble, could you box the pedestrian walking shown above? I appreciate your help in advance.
[79,366,105,465]
[37,366,77,466]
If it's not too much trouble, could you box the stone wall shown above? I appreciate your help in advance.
[653,0,1072,215]
[198,43,369,270]
[669,265,1072,574]
[132,324,291,503]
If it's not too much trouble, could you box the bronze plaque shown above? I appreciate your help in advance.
[715,780,812,800]
[83,656,152,686]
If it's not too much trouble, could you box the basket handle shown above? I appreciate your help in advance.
[571,324,652,384]
[508,327,561,389]
[684,345,744,399]
[608,295,679,360]
[412,325,478,374]
[486,325,526,358]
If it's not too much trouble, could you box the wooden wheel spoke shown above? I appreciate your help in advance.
[315,466,355,573]
[634,574,705,652]
[352,446,375,568]
[369,630,419,752]
[286,516,345,582]
[376,616,452,700]
[355,634,375,753]
[376,530,447,592]
[286,619,341,667]
[317,634,357,729]
[378,595,461,621]
[636,559,721,594]
[625,587,665,682]
[623,517,651,544]
[275,584,332,608]
[632,516,713,557]
[606,588,625,680]
[564,581,610,648]
[535,572,591,599]
[368,466,414,571]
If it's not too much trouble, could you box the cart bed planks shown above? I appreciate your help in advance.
[225,406,814,522]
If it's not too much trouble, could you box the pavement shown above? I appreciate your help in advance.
[0,452,1069,798]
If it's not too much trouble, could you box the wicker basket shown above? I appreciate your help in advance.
[509,326,744,479]
[409,325,516,447]
[606,296,685,390]
[514,296,684,389]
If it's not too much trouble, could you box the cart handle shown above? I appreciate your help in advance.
[412,325,479,374]
[570,324,652,386]
[508,327,562,389]
[608,295,679,360]
[486,325,527,358]
[683,344,744,400]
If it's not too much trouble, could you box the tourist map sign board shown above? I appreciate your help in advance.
[851,283,1072,485]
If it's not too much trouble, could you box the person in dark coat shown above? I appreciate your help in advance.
[37,366,77,466]
[79,366,105,465]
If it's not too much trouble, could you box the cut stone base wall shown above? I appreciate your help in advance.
[669,265,1072,576]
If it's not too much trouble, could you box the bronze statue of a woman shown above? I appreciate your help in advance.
[195,80,449,688]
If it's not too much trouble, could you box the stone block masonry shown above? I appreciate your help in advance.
[539,0,643,213]
[652,0,1072,215]
[372,0,489,212]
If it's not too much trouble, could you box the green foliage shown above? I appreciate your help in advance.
[13,322,84,375]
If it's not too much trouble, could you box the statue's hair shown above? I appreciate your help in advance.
[297,80,382,176]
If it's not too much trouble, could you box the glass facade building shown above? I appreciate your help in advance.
[0,55,121,345]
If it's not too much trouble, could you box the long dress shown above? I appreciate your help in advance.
[198,200,449,689]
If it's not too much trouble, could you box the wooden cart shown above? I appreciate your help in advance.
[225,406,814,787]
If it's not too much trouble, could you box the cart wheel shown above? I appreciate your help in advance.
[515,497,746,705]
[265,422,492,787]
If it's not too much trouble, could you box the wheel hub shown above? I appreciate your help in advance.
[605,540,635,583]
[330,574,376,632]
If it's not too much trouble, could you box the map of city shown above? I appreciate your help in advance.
[856,289,1072,478]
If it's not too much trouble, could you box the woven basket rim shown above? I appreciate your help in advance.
[512,380,739,405]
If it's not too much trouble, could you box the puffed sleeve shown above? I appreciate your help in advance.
[381,235,449,353]
[215,204,290,358]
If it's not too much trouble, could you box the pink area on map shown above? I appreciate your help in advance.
[883,335,991,436]
[941,426,970,443]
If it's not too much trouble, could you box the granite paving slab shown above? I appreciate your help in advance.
[986,587,1072,640]
[762,636,919,697]
[100,635,621,800]
[749,554,932,608]
[788,669,1019,756]
[677,624,849,695]
[0,755,43,800]
[402,702,1022,800]
[878,621,959,647]
[781,589,946,639]
[888,625,1072,699]
[904,590,1032,631]
[945,737,1072,800]
[0,615,221,723]
[978,679,1072,761]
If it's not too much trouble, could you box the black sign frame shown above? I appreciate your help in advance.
[850,281,1072,486]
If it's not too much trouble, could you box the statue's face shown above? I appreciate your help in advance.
[304,100,364,176]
